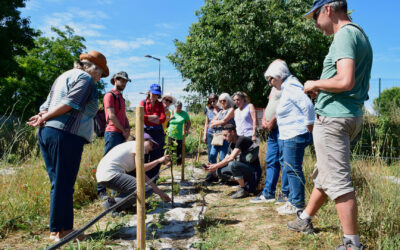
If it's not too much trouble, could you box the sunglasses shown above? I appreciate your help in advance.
[265,76,274,83]
[313,7,322,21]
[164,99,173,103]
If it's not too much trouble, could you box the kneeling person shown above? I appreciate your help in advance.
[206,124,261,199]
[96,133,171,212]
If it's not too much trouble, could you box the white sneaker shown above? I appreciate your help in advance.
[276,201,303,215]
[274,194,288,204]
[250,194,275,203]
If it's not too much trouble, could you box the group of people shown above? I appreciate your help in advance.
[27,0,372,248]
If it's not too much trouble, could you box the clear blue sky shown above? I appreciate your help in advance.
[20,0,400,111]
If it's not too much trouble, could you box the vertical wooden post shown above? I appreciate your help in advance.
[135,107,145,249]
[196,130,203,162]
[181,123,186,181]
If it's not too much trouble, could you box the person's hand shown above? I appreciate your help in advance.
[209,121,216,128]
[306,124,314,133]
[304,80,319,99]
[206,163,217,172]
[27,114,46,127]
[159,192,171,202]
[261,119,268,130]
[252,135,257,142]
[123,128,130,139]
[161,155,171,164]
[148,115,160,124]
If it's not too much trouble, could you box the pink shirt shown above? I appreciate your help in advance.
[104,90,129,133]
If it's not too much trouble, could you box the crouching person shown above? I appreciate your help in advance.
[96,133,171,214]
[206,124,261,199]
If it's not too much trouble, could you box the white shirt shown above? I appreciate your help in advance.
[276,75,315,140]
[96,141,136,182]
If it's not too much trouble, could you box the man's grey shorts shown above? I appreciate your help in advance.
[312,115,362,200]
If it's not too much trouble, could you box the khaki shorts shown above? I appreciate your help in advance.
[312,115,362,200]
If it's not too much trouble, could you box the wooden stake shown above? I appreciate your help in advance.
[135,106,145,249]
[181,123,186,181]
[196,130,203,162]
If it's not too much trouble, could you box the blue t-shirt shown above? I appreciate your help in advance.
[205,107,220,134]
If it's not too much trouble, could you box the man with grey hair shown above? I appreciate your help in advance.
[287,1,372,249]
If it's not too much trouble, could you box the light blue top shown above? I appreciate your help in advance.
[40,68,98,142]
[276,75,315,140]
[234,103,253,137]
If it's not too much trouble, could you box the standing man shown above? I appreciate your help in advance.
[97,71,132,200]
[287,1,372,249]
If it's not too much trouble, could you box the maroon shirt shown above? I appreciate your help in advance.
[104,89,129,133]
[140,98,166,127]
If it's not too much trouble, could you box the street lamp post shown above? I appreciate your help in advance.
[144,55,161,86]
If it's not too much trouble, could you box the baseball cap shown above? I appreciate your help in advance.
[304,0,339,19]
[144,132,159,149]
[149,83,162,95]
[110,71,131,85]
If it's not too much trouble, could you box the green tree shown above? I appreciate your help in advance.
[168,0,331,107]
[0,0,37,77]
[0,26,106,118]
[373,86,400,116]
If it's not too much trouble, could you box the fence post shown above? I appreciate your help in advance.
[181,123,186,181]
[378,77,381,114]
[135,106,146,249]
[196,130,202,162]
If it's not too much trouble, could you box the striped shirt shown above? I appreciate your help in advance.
[40,68,98,142]
[276,75,315,140]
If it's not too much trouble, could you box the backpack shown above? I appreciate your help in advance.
[93,91,121,137]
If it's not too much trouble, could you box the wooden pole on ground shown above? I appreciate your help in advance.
[196,130,202,162]
[181,123,186,181]
[135,106,145,249]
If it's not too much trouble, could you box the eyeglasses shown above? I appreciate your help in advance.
[265,76,274,83]
[313,7,322,21]
[219,100,226,103]
[164,99,172,103]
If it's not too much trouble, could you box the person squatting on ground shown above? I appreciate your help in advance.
[203,94,220,163]
[205,124,261,199]
[140,84,166,180]
[96,133,171,215]
[167,101,191,165]
[250,86,289,204]
[265,59,314,215]
[232,91,257,142]
[161,92,176,134]
[97,71,132,200]
[287,1,373,249]
[27,50,109,241]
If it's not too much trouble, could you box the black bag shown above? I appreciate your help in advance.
[93,91,121,137]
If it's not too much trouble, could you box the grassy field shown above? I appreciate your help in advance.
[0,112,399,249]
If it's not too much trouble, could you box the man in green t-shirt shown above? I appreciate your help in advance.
[287,1,372,249]
[167,101,191,164]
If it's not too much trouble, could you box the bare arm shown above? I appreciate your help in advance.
[249,104,257,141]
[210,109,234,128]
[206,148,241,171]
[203,116,209,143]
[145,175,171,202]
[27,104,72,127]
[304,58,355,96]
[107,107,129,139]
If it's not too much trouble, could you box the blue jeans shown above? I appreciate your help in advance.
[97,131,126,194]
[206,133,213,163]
[38,127,85,232]
[280,132,312,208]
[144,127,165,179]
[209,139,229,164]
[262,127,289,199]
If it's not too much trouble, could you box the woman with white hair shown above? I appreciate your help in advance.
[206,93,235,180]
[27,51,109,241]
[264,59,314,215]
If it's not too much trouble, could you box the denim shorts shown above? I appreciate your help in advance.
[312,115,362,200]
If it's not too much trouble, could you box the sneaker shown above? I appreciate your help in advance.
[250,194,275,203]
[276,201,303,215]
[231,187,249,199]
[205,173,219,183]
[274,193,288,204]
[287,210,314,234]
[337,237,364,250]
[97,190,109,201]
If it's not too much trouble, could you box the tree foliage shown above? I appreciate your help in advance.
[373,86,400,116]
[0,26,106,118]
[168,0,332,107]
[0,0,37,77]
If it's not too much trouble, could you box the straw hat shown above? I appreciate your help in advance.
[79,51,109,77]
